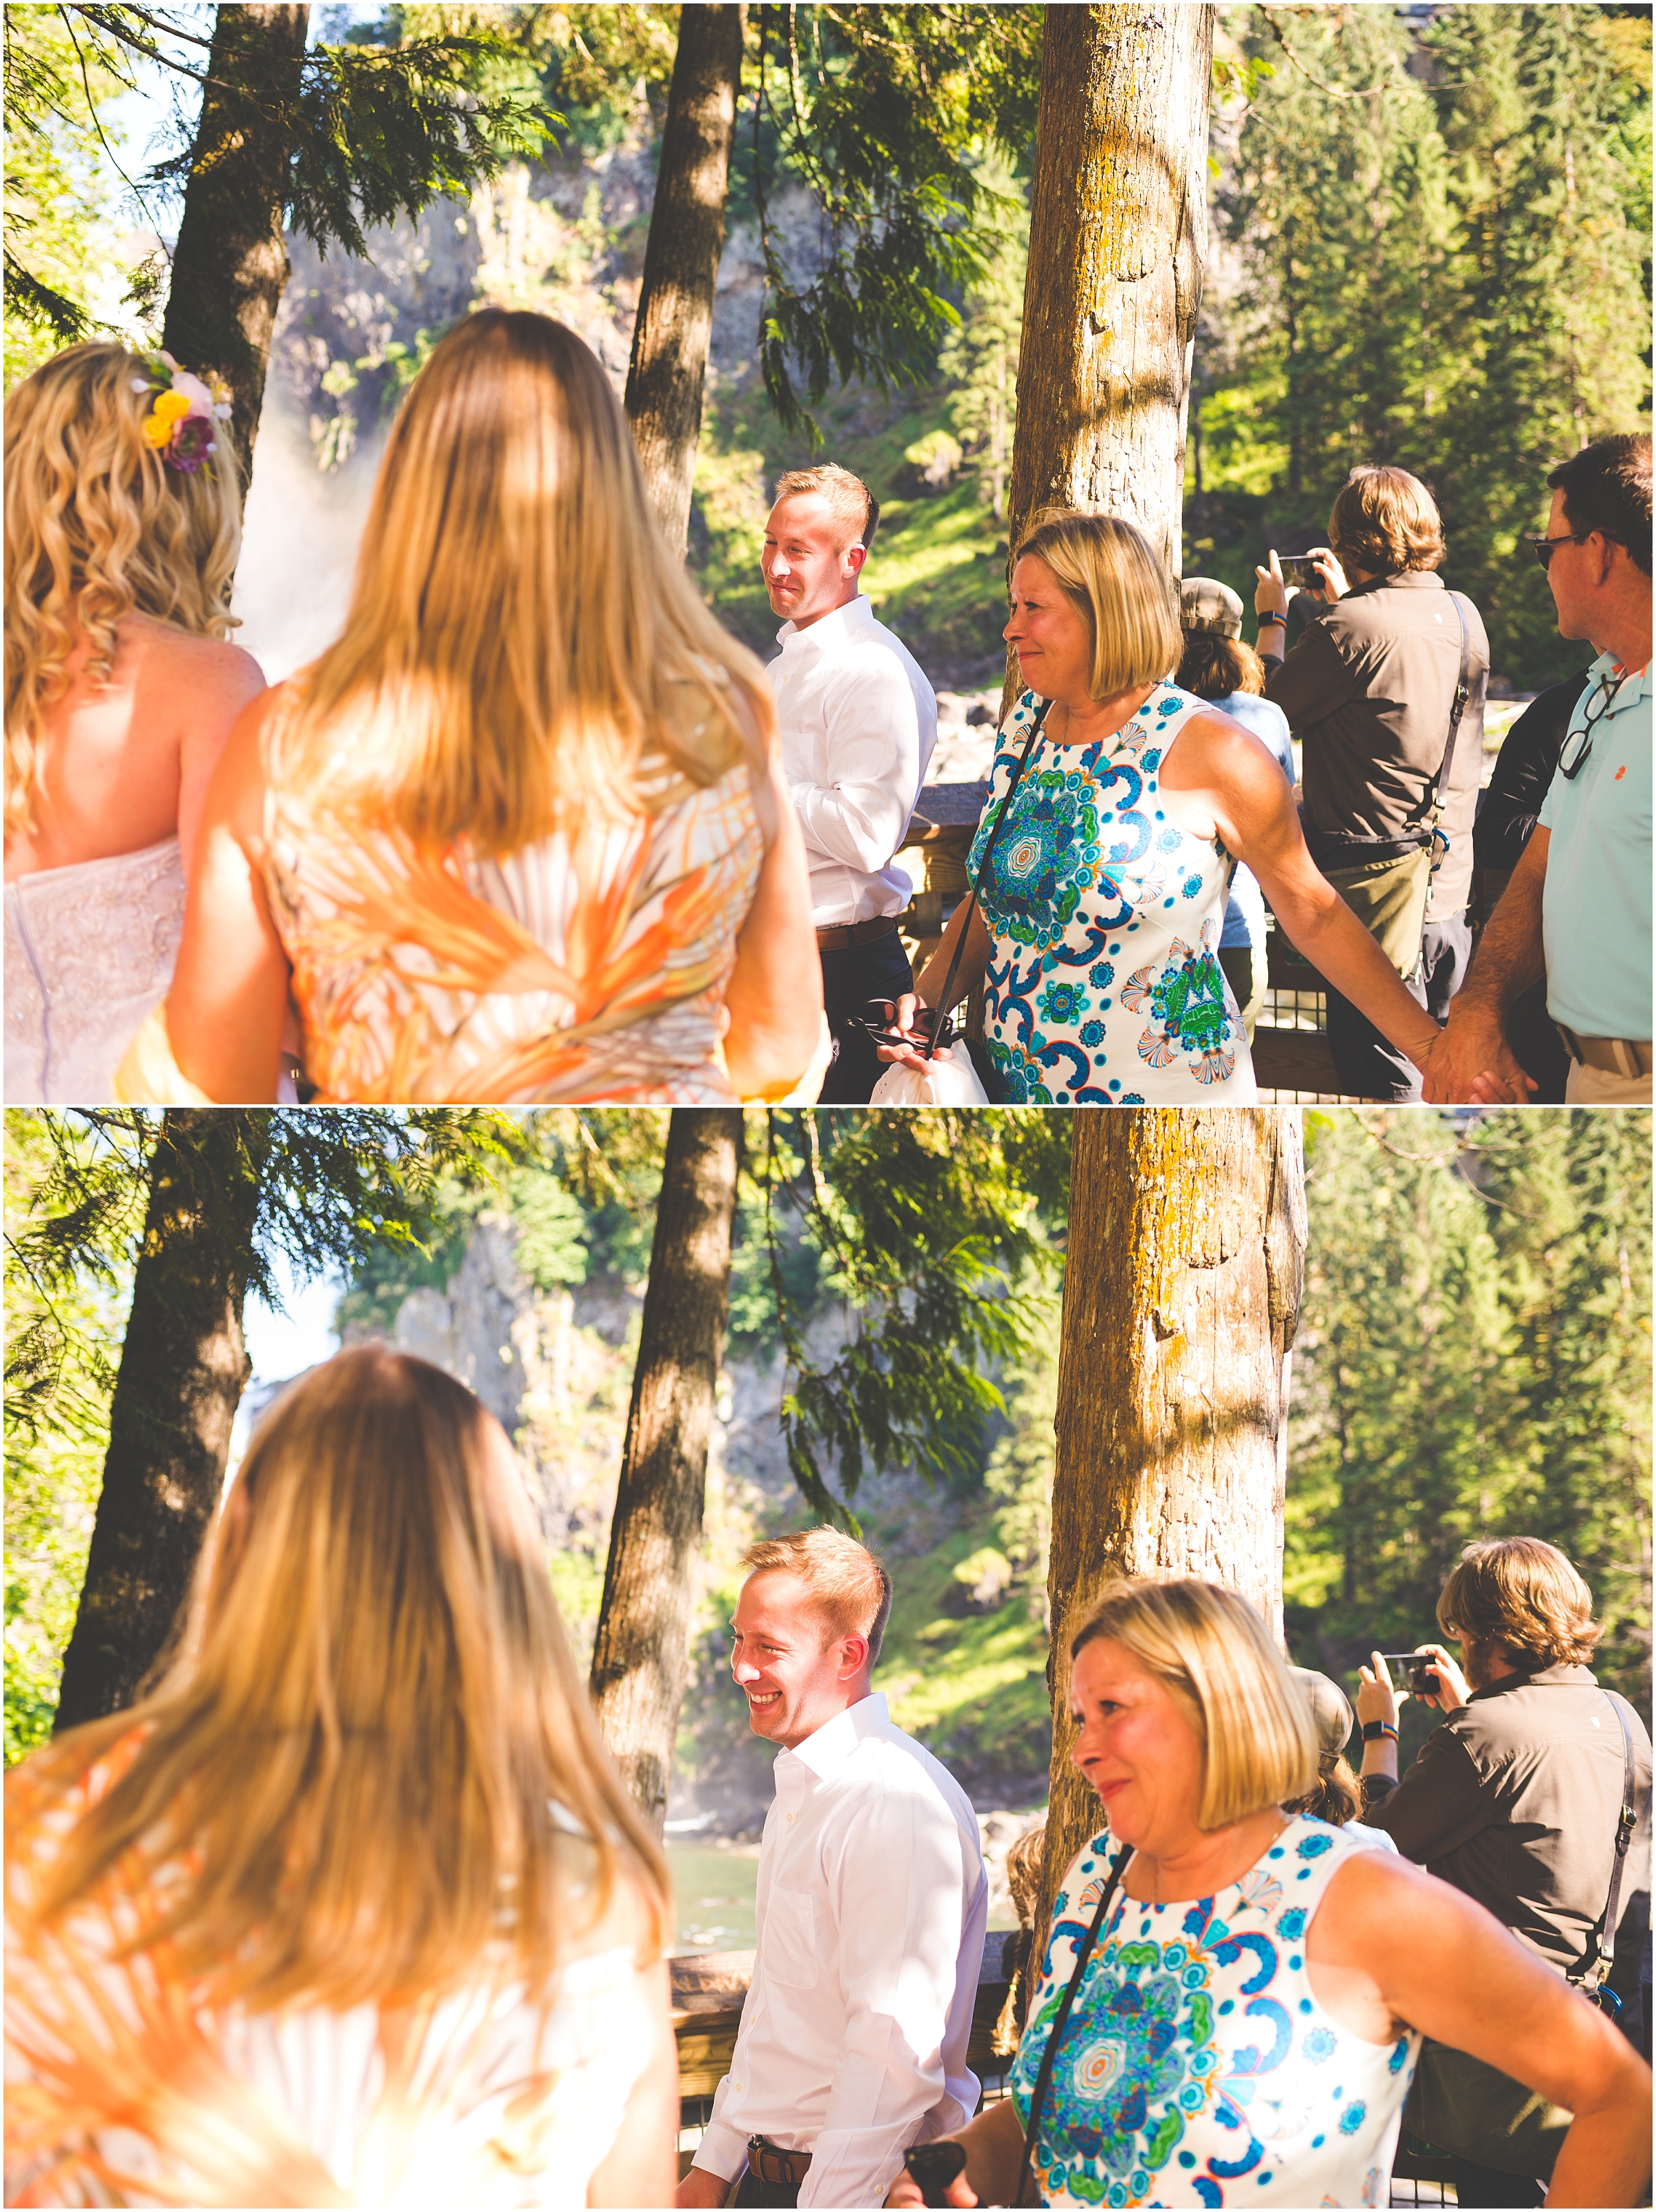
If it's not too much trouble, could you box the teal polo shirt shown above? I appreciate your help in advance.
[1538,652,1653,1040]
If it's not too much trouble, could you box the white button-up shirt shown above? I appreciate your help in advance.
[767,597,939,926]
[691,1692,987,2208]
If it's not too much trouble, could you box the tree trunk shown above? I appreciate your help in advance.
[1032,1107,1305,1966]
[161,4,308,493]
[54,1111,270,1732]
[624,3,745,558]
[1005,3,1213,596]
[589,1108,742,1835]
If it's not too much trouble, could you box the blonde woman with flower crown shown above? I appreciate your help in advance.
[124,309,824,1105]
[5,1347,679,2206]
[3,344,266,1101]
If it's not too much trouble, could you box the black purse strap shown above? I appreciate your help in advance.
[1013,1843,1134,2206]
[1578,1690,1638,1994]
[923,695,1052,1059]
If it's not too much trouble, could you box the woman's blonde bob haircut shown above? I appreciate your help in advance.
[3,342,242,836]
[1014,509,1182,698]
[9,1346,668,2014]
[272,309,771,856]
[1070,1576,1319,1830]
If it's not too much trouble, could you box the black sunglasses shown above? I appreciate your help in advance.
[1524,531,1589,572]
[1557,670,1619,780]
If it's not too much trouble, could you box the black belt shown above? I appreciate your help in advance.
[1555,1027,1653,1078]
[747,2136,813,2186]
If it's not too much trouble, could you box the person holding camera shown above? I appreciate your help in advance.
[1355,1539,1653,2209]
[1254,465,1490,1100]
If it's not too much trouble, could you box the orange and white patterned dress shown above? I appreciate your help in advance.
[5,1741,658,2209]
[260,709,766,1105]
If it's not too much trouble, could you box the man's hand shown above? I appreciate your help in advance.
[1304,545,1350,603]
[1412,1642,1471,1714]
[676,2166,732,2208]
[1355,1652,1400,1732]
[1254,549,1295,623]
[1421,1007,1538,1104]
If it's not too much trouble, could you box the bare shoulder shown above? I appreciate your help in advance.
[126,615,266,718]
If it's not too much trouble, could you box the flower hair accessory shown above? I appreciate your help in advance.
[130,351,233,474]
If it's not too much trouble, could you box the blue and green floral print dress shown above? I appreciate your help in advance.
[965,687,1258,1104]
[1009,1815,1419,2209]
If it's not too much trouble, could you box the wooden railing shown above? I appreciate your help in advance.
[673,1932,1024,2122]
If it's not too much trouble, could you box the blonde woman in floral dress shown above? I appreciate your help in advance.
[880,513,1445,1104]
[124,311,821,1105]
[4,344,264,1101]
[6,1347,678,2207]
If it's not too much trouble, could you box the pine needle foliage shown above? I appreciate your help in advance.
[2,3,560,351]
[741,3,1043,443]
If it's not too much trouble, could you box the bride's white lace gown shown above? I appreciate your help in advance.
[3,839,186,1102]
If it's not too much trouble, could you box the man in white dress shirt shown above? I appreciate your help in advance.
[761,467,939,1103]
[678,1528,987,2210]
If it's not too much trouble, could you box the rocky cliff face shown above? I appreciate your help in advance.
[347,1206,996,1828]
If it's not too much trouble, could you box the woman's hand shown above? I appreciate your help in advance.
[874,995,955,1069]
[1253,549,1294,622]
[885,2160,977,2208]
[1412,1641,1471,1713]
[1354,1651,1400,1732]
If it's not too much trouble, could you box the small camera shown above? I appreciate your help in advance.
[903,2142,967,2206]
[1379,1651,1440,1696]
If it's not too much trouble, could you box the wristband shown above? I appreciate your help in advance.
[1257,611,1286,629]
[1361,1720,1398,1742]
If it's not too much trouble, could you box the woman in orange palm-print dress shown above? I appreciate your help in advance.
[119,311,822,1105]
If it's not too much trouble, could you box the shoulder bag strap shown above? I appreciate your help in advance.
[1578,1690,1639,1994]
[923,695,1052,1060]
[1424,591,1472,869]
[1013,1843,1134,2206]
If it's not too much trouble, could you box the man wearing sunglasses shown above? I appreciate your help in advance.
[1425,434,1652,1105]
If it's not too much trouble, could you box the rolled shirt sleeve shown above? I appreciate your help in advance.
[800,1791,976,2208]
[787,659,925,881]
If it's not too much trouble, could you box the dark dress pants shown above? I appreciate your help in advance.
[732,2175,800,2209]
[1325,910,1473,1101]
[1445,2156,1546,2207]
[817,932,915,1106]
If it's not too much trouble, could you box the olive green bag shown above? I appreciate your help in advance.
[1312,592,1472,985]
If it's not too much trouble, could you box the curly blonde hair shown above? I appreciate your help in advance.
[3,343,242,836]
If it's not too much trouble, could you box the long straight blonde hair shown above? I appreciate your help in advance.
[3,342,243,836]
[273,309,771,856]
[8,1345,668,2013]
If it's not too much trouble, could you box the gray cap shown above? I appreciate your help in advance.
[1288,1665,1354,1756]
[1180,575,1244,638]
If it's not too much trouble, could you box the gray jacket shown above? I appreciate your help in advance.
[1362,1663,1651,2010]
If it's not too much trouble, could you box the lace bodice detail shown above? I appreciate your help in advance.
[5,840,186,1102]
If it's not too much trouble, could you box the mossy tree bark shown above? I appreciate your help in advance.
[161,4,308,491]
[1032,1108,1306,1957]
[1005,4,1213,600]
[589,1108,743,1836]
[624,3,745,558]
[54,1111,270,1731]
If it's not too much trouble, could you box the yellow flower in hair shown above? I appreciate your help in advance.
[153,389,191,424]
[141,411,174,449]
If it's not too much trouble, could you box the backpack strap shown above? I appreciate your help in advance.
[1577,1690,1638,1995]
